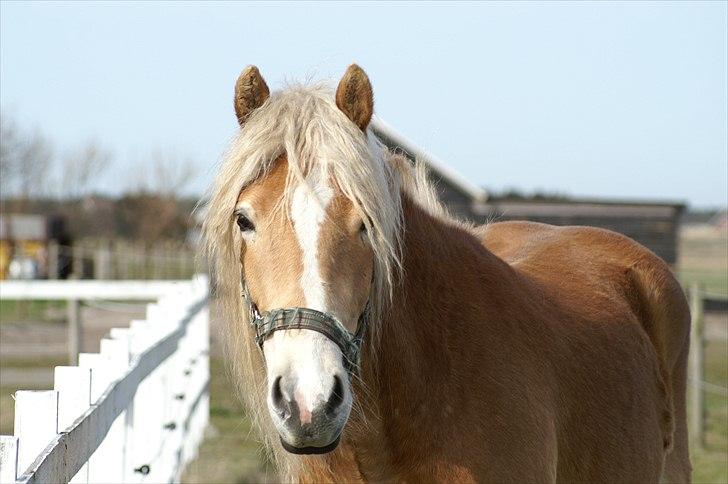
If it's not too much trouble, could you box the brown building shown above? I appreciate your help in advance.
[371,118,685,266]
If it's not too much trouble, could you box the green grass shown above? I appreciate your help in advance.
[0,355,67,369]
[0,299,66,324]
[678,270,728,297]
[678,234,728,295]
[678,232,728,482]
[691,338,728,484]
[181,358,274,483]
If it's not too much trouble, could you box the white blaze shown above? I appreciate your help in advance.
[290,174,333,311]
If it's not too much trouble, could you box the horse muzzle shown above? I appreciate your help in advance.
[268,372,350,454]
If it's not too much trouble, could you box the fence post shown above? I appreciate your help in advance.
[55,366,93,483]
[94,246,112,280]
[47,241,60,280]
[689,283,705,448]
[14,390,59,476]
[67,298,82,365]
[72,246,84,279]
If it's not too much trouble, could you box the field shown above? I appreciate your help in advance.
[678,228,728,482]
[0,229,725,482]
[180,358,274,484]
[678,228,728,295]
[691,335,728,483]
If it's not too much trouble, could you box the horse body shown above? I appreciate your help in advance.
[204,64,691,483]
[297,199,690,483]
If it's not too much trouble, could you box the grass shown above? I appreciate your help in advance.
[0,299,66,324]
[0,355,67,369]
[181,358,274,483]
[677,233,728,295]
[691,337,728,484]
[679,232,728,483]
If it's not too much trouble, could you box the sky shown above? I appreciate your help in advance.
[1,1,726,207]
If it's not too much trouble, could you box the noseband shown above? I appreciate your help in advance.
[242,283,369,375]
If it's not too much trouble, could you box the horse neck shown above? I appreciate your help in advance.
[375,194,514,374]
[340,195,517,475]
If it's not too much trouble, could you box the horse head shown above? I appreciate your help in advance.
[209,64,400,455]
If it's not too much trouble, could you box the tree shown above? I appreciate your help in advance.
[0,113,54,203]
[120,149,197,242]
[0,114,21,198]
[127,149,196,197]
[59,140,112,199]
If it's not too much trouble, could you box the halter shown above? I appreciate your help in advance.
[242,282,369,375]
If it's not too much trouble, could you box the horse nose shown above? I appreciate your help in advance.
[270,375,292,419]
[271,374,345,427]
[324,375,345,415]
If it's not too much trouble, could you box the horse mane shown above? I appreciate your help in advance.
[202,82,454,480]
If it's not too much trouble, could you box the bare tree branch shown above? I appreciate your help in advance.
[0,113,22,198]
[0,114,54,201]
[60,140,112,199]
[128,149,196,197]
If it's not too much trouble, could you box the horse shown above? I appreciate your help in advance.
[203,64,692,483]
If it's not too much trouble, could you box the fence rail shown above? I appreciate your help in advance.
[0,279,193,300]
[0,276,210,483]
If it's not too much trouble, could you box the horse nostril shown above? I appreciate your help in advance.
[271,376,289,418]
[326,375,345,414]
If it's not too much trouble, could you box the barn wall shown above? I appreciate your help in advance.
[471,200,684,265]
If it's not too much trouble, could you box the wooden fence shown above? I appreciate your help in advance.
[47,241,198,280]
[688,284,728,449]
[0,276,209,483]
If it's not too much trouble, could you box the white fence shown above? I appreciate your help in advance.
[0,276,210,483]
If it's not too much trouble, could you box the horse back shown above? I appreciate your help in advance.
[476,220,691,481]
[477,220,690,367]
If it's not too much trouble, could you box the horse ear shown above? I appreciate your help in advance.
[336,64,373,131]
[234,65,270,126]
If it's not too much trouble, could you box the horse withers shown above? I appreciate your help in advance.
[203,64,691,483]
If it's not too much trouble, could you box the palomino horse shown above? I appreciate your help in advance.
[203,64,691,482]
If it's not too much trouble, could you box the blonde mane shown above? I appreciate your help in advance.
[202,82,449,479]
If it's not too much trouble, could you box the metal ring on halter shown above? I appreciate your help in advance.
[241,282,369,375]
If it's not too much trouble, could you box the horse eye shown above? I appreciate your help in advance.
[236,214,255,232]
[359,221,367,234]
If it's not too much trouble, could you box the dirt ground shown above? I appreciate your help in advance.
[0,303,146,386]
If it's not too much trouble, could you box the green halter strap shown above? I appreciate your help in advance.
[241,283,369,375]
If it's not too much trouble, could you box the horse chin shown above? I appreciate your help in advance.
[279,434,341,455]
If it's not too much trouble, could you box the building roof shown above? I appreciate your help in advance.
[370,117,489,203]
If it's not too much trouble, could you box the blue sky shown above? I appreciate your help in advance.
[1,1,726,207]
